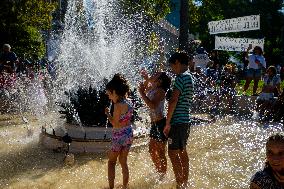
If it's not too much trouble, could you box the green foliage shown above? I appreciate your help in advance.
[121,0,171,22]
[120,0,171,57]
[0,0,56,60]
[16,0,56,30]
[59,85,143,127]
[148,32,159,54]
[59,86,111,126]
[11,25,46,60]
[236,80,284,96]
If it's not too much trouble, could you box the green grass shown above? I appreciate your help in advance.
[236,80,284,96]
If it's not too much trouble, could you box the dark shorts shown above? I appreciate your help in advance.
[246,68,261,78]
[168,123,191,150]
[150,118,167,141]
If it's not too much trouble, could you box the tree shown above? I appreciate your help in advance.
[120,0,171,54]
[121,0,171,23]
[179,0,190,51]
[0,0,56,60]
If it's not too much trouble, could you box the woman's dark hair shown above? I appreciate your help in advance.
[253,46,263,55]
[106,74,130,98]
[158,72,171,92]
[266,66,277,76]
[169,52,189,65]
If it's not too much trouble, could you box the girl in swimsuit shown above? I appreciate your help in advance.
[105,74,133,189]
[139,71,171,179]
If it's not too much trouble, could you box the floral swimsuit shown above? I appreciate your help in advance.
[111,100,134,152]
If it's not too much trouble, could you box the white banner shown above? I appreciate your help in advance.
[208,15,260,34]
[215,36,264,52]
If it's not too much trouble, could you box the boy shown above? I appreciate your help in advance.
[164,52,194,188]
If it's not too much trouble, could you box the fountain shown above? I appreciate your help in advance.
[1,0,284,188]
[39,0,151,153]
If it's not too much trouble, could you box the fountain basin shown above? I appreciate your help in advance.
[39,123,149,153]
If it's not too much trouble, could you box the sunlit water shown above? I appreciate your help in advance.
[1,0,283,188]
[0,113,283,189]
[53,0,147,97]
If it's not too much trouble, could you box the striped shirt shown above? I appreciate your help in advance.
[171,71,194,125]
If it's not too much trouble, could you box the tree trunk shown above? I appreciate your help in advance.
[179,0,190,52]
[281,26,284,65]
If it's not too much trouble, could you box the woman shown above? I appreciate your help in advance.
[243,45,266,96]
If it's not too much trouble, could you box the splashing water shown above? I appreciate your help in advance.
[1,0,284,188]
[0,114,283,188]
[53,0,146,99]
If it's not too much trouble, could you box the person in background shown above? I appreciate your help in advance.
[105,74,134,189]
[191,66,207,111]
[0,44,18,74]
[192,46,211,73]
[219,64,237,114]
[209,50,220,69]
[139,71,171,179]
[254,66,281,120]
[243,45,266,96]
[250,133,284,188]
[163,52,194,189]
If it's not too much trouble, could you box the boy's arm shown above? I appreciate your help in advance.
[163,88,180,137]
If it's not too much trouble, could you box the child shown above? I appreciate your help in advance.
[163,52,194,189]
[250,133,284,188]
[138,71,171,179]
[105,74,133,189]
[255,66,281,120]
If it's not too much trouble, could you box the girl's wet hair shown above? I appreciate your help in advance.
[158,72,171,92]
[266,133,284,147]
[106,74,130,98]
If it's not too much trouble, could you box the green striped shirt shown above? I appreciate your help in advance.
[171,71,194,125]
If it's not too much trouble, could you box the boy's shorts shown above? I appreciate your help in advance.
[168,123,191,150]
